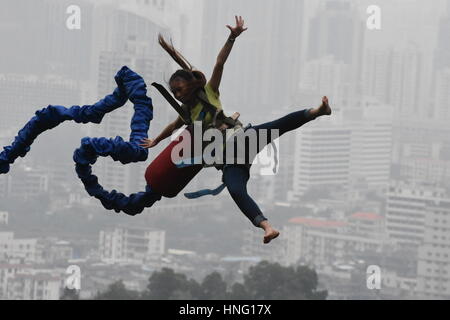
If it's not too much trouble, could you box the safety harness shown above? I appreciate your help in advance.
[151,82,277,199]
[152,82,242,130]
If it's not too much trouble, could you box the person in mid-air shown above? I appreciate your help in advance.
[141,16,332,244]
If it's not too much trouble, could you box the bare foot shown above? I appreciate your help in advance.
[318,96,332,116]
[263,228,280,244]
[308,96,332,119]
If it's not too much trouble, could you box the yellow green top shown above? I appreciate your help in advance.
[179,82,223,126]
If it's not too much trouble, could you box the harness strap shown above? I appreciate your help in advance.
[152,82,280,199]
[270,141,278,175]
[222,116,240,127]
[152,82,242,129]
[184,183,226,199]
[184,126,279,200]
[151,82,192,125]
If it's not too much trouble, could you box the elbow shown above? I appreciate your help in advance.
[215,60,225,68]
[172,120,182,130]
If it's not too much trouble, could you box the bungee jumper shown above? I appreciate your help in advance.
[0,16,332,245]
[143,16,332,244]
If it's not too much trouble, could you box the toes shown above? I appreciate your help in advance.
[263,231,280,244]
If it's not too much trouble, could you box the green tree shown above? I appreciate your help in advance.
[142,268,194,300]
[187,279,203,299]
[243,261,327,300]
[94,280,139,300]
[228,282,249,300]
[199,272,228,299]
[60,287,80,300]
[95,262,328,300]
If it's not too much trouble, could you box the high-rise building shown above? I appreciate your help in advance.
[201,0,306,114]
[2,165,49,199]
[0,74,80,133]
[386,182,446,248]
[416,195,450,299]
[389,43,422,119]
[362,48,392,105]
[299,55,351,108]
[0,212,8,226]
[0,232,38,263]
[430,1,450,121]
[362,44,422,119]
[392,116,450,159]
[306,0,364,86]
[288,119,352,200]
[6,273,62,300]
[0,0,95,80]
[348,99,393,192]
[350,122,392,191]
[99,226,165,264]
[400,157,450,188]
[0,173,8,200]
[0,259,64,300]
[433,0,450,73]
[0,73,82,198]
[288,98,393,200]
[433,68,450,120]
[280,214,384,267]
[386,178,450,298]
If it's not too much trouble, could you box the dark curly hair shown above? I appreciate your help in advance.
[158,34,206,95]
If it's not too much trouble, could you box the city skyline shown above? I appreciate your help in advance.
[0,0,450,300]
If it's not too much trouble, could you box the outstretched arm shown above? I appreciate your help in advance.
[140,117,185,148]
[209,16,248,94]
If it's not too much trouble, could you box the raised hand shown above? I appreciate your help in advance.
[226,15,248,38]
[139,138,158,149]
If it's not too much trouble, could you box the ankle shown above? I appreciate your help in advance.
[307,107,319,119]
[259,220,271,231]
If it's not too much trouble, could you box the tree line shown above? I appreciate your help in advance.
[61,261,328,300]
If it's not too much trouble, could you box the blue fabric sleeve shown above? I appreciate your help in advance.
[0,67,130,174]
[1,66,162,216]
[72,66,162,215]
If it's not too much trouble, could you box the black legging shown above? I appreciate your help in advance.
[223,109,314,227]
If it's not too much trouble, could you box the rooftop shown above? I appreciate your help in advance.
[289,217,347,228]
[351,212,383,221]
